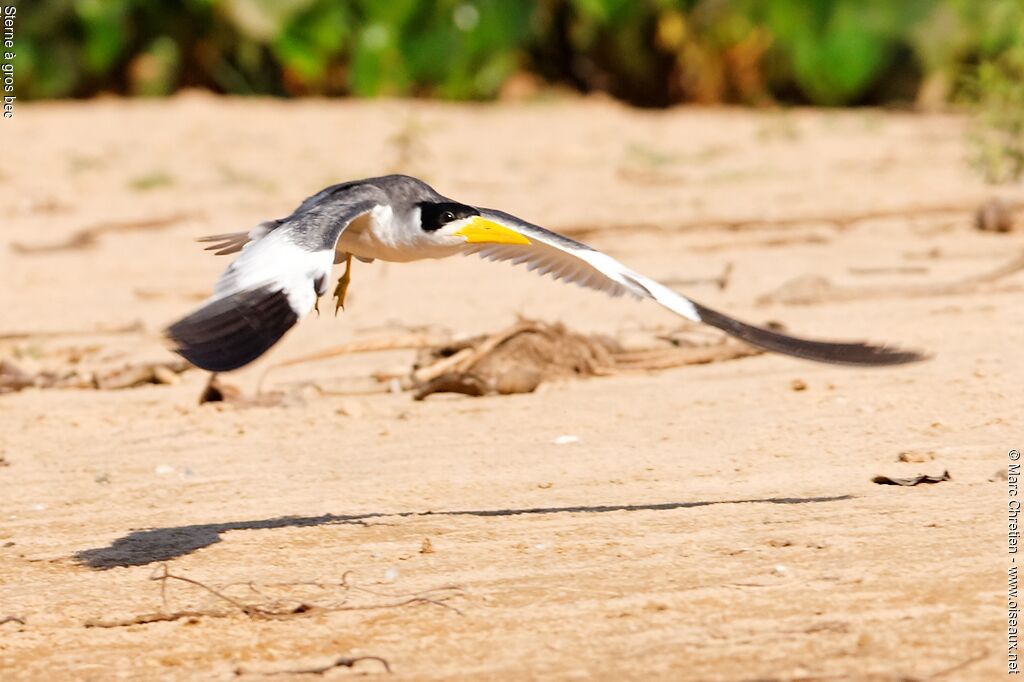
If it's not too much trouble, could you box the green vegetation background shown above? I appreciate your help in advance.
[9,0,1024,107]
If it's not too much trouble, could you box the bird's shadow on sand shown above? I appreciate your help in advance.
[75,495,851,569]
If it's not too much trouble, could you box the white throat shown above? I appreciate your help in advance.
[336,203,462,263]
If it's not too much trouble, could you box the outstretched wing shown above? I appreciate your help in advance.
[165,183,387,372]
[465,209,925,366]
[194,179,389,257]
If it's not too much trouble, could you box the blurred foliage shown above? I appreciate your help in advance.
[10,0,1024,108]
[964,44,1024,183]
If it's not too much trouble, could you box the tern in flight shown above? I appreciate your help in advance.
[166,175,924,372]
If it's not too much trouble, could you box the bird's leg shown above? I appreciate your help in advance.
[334,253,353,314]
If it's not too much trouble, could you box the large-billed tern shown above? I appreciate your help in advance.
[166,175,924,372]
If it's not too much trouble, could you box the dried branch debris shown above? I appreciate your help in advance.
[759,249,1024,306]
[84,564,465,628]
[10,213,195,255]
[872,471,951,486]
[0,358,192,394]
[0,322,145,342]
[409,320,760,399]
[217,319,758,405]
[561,201,1014,240]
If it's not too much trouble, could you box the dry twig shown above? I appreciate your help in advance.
[275,333,451,369]
[256,332,451,394]
[0,322,145,341]
[759,249,1024,306]
[83,564,465,628]
[10,213,194,254]
[562,201,1019,240]
[928,649,989,679]
[660,262,733,290]
[0,358,191,395]
[236,655,392,676]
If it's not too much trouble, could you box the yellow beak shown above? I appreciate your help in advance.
[453,217,531,245]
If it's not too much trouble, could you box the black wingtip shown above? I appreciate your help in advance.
[691,301,928,367]
[165,286,300,372]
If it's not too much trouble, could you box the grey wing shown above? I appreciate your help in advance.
[275,182,387,251]
[197,181,388,256]
[467,209,644,299]
[468,209,926,367]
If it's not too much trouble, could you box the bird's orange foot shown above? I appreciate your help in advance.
[334,254,352,315]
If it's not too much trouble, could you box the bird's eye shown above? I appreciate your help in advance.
[419,202,476,232]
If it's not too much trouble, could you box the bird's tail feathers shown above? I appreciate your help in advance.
[197,232,250,256]
[197,220,281,256]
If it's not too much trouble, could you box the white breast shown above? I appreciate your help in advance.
[336,204,462,263]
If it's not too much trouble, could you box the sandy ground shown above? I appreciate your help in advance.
[0,95,1021,680]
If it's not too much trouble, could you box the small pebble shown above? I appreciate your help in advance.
[975,197,1017,233]
[154,464,175,476]
[790,379,807,391]
[898,450,935,463]
[383,567,399,583]
[553,435,579,445]
[336,399,365,418]
[151,366,180,385]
